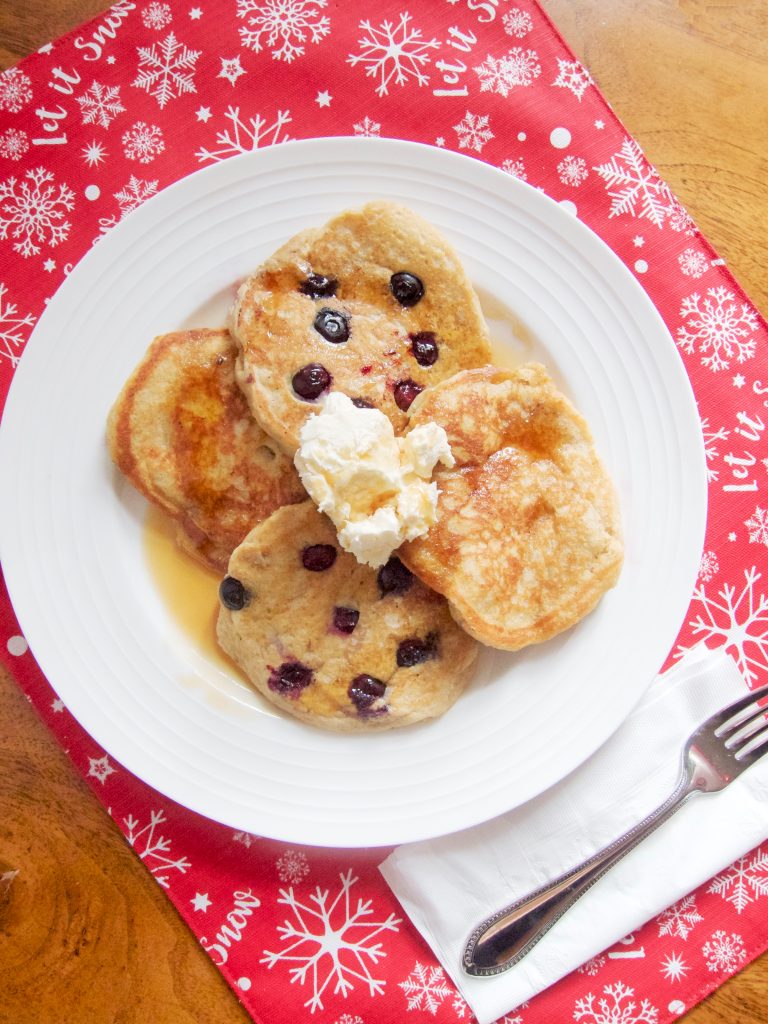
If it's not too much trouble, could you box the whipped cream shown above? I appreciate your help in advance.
[294,393,454,568]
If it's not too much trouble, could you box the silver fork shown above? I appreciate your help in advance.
[463,680,768,977]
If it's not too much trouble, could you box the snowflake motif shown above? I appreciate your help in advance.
[501,156,527,180]
[700,417,729,482]
[196,105,293,163]
[453,111,494,153]
[218,56,247,86]
[677,286,759,372]
[701,930,747,973]
[114,175,159,218]
[593,139,678,229]
[678,247,709,279]
[473,48,541,97]
[124,808,191,888]
[698,550,719,583]
[0,128,30,161]
[122,121,165,163]
[348,13,439,97]
[552,57,593,101]
[76,81,126,129]
[133,31,201,109]
[0,282,35,367]
[276,848,310,884]
[334,1016,364,1024]
[578,953,608,976]
[558,154,588,187]
[0,166,75,258]
[656,895,703,940]
[142,1,173,28]
[237,0,330,62]
[82,140,107,167]
[745,507,768,547]
[452,991,471,1018]
[668,200,696,235]
[0,67,33,113]
[678,566,768,684]
[233,830,259,847]
[353,116,381,137]
[708,848,768,913]
[574,981,658,1024]
[261,869,400,1012]
[87,755,116,785]
[660,952,689,982]
[502,8,533,37]
[399,962,452,1015]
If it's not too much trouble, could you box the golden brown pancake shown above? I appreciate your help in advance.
[107,328,306,571]
[216,502,478,731]
[229,201,491,454]
[400,364,623,650]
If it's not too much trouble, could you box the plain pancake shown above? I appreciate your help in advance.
[229,201,491,454]
[216,502,478,731]
[400,364,624,650]
[107,328,306,571]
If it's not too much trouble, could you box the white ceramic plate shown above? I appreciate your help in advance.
[0,139,706,847]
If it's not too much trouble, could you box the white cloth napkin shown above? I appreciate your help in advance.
[380,645,768,1024]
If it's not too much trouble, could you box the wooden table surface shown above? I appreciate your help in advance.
[1,1,767,1022]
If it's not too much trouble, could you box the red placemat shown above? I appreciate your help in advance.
[1,2,767,1022]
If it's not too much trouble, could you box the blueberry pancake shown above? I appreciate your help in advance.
[400,364,623,651]
[107,328,306,571]
[229,202,492,454]
[216,501,478,731]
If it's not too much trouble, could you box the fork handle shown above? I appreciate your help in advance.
[462,779,692,976]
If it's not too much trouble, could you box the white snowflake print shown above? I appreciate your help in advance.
[574,981,658,1024]
[698,550,719,583]
[633,235,645,247]
[114,175,159,217]
[678,247,709,279]
[593,139,677,229]
[233,830,259,848]
[0,67,33,113]
[558,154,588,187]
[502,7,533,38]
[124,808,191,888]
[334,1016,364,1024]
[700,417,729,482]
[656,895,703,940]
[133,31,201,109]
[399,962,452,1015]
[141,1,172,28]
[746,507,768,547]
[76,81,126,129]
[708,848,768,913]
[668,200,696,235]
[0,166,75,258]
[660,952,689,983]
[0,128,29,161]
[237,0,330,63]
[677,286,759,372]
[82,140,108,167]
[501,156,527,180]
[701,930,747,973]
[218,56,247,86]
[0,282,35,367]
[196,105,292,163]
[578,953,607,976]
[87,755,116,785]
[261,869,400,1012]
[734,374,747,388]
[122,121,165,163]
[353,115,381,137]
[678,566,768,684]
[473,48,541,97]
[276,847,310,884]
[452,991,470,1018]
[347,13,439,98]
[453,111,494,153]
[553,57,593,101]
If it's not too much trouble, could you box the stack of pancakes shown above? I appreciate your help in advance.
[108,202,623,731]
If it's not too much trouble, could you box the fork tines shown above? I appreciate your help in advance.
[713,681,768,761]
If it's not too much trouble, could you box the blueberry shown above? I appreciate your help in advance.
[351,397,375,409]
[397,633,438,667]
[410,331,439,367]
[377,556,414,597]
[268,661,313,695]
[299,273,338,299]
[332,606,359,634]
[393,378,424,412]
[348,673,386,711]
[390,272,424,307]
[302,543,337,572]
[314,307,350,344]
[219,575,250,610]
[292,363,331,401]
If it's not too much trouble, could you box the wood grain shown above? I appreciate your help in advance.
[1,1,767,1022]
